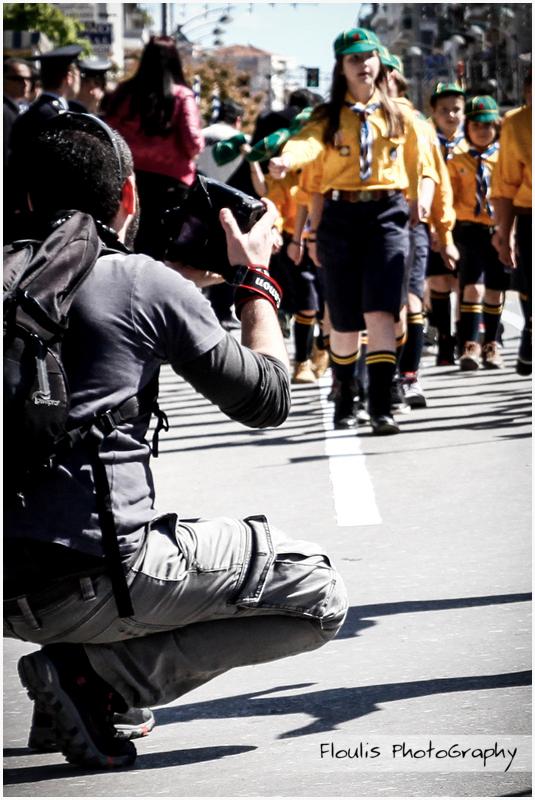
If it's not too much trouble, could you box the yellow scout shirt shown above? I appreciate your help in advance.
[282,90,434,199]
[394,97,439,196]
[427,125,456,246]
[265,172,300,235]
[491,105,532,209]
[447,146,499,226]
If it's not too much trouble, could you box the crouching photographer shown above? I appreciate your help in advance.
[3,113,348,770]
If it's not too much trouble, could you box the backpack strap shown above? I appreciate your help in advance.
[87,438,134,617]
[65,376,167,619]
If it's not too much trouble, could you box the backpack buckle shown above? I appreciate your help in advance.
[97,410,117,436]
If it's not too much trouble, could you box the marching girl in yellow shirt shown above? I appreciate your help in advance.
[491,71,532,376]
[269,27,436,435]
[447,96,507,370]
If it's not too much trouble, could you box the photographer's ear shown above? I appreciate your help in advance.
[121,175,137,215]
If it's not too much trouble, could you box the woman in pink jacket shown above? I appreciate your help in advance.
[105,36,204,257]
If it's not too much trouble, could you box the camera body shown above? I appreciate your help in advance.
[164,175,267,278]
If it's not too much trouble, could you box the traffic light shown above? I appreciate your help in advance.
[306,67,319,88]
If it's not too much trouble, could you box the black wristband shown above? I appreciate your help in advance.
[228,265,282,318]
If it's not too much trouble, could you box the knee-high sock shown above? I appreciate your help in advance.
[459,300,483,347]
[294,313,316,362]
[366,350,396,417]
[430,290,451,339]
[399,311,425,374]
[483,301,503,344]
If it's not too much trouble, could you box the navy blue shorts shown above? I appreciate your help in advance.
[426,246,458,278]
[317,192,409,332]
[269,231,320,314]
[454,221,510,292]
[402,222,429,301]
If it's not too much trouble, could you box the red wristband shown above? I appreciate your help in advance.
[231,266,283,319]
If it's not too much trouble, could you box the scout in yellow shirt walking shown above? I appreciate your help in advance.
[447,96,508,370]
[491,71,532,376]
[269,28,435,435]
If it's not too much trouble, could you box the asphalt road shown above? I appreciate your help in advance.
[3,299,531,798]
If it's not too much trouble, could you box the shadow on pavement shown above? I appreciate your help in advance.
[3,744,257,784]
[152,670,531,740]
[338,593,532,639]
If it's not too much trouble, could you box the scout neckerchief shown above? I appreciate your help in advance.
[468,142,499,217]
[345,100,382,180]
[436,131,464,162]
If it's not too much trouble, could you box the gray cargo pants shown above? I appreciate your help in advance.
[4,514,348,708]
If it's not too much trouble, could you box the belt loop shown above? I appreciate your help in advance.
[16,596,41,631]
[79,576,97,602]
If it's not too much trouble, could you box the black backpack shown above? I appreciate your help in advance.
[3,211,167,616]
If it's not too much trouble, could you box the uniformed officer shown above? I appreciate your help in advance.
[5,45,82,242]
[71,56,112,115]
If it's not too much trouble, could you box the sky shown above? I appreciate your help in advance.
[140,2,364,94]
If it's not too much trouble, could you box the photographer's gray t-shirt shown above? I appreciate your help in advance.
[6,252,227,560]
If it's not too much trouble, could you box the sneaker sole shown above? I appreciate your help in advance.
[405,396,427,409]
[371,423,400,435]
[18,653,137,769]
[28,711,155,751]
[115,713,156,740]
[459,358,479,371]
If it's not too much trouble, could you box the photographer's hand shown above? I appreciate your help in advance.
[219,201,289,369]
[219,199,279,269]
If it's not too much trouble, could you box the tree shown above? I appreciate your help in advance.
[184,57,266,132]
[3,3,90,51]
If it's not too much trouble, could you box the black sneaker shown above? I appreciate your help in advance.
[390,377,410,415]
[436,335,456,366]
[370,414,400,435]
[28,703,155,751]
[19,647,137,769]
[333,382,358,429]
[516,326,532,376]
[114,707,155,740]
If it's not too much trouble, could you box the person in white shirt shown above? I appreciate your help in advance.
[197,99,249,183]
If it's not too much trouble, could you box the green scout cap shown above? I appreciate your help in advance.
[431,81,466,101]
[212,133,247,166]
[333,28,381,58]
[465,95,499,122]
[378,45,403,73]
[288,106,313,135]
[246,129,291,163]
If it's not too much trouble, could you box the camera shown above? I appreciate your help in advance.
[163,175,267,279]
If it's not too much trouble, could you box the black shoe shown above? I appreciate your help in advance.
[19,647,137,769]
[516,326,532,376]
[114,707,156,740]
[436,335,456,366]
[333,382,358,429]
[390,377,410,415]
[28,703,155,751]
[370,414,400,435]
